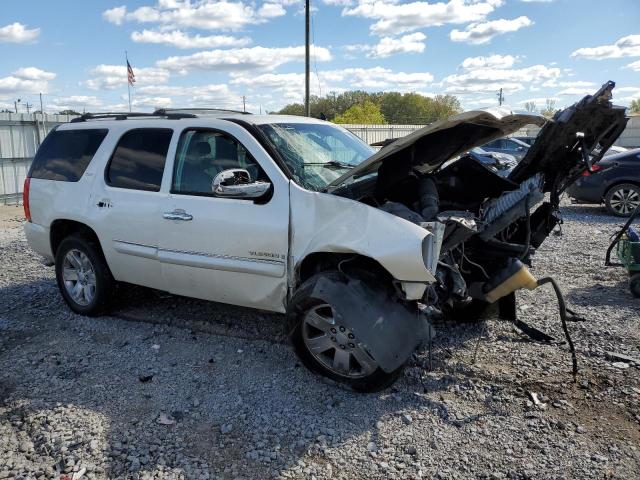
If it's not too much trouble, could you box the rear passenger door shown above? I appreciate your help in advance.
[93,128,174,290]
[158,123,290,312]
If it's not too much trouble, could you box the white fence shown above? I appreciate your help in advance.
[1,114,639,204]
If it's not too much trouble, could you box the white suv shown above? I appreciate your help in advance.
[24,84,627,391]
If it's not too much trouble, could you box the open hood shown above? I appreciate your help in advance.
[326,108,546,192]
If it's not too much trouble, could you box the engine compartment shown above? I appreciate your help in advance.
[333,81,629,321]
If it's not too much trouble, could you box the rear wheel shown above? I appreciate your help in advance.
[605,183,640,217]
[287,271,403,392]
[55,236,116,316]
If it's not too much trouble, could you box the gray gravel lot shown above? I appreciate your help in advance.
[1,201,639,480]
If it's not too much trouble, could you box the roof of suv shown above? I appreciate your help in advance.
[62,111,332,129]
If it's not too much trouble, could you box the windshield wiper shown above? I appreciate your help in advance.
[302,161,354,169]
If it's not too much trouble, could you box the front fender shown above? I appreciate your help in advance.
[289,182,435,284]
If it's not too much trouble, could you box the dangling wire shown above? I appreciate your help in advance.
[537,277,579,381]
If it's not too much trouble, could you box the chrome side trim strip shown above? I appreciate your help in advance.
[112,240,285,278]
[113,239,158,260]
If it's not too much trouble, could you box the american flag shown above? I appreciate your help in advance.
[127,60,136,87]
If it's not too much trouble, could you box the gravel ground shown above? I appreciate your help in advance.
[1,200,639,480]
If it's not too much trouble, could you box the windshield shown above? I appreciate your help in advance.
[258,122,375,190]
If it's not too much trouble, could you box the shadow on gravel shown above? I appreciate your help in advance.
[560,204,629,226]
[0,278,494,479]
[567,279,640,307]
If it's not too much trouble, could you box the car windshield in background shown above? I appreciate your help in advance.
[258,123,375,191]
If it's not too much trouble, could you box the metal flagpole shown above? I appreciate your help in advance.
[126,51,132,112]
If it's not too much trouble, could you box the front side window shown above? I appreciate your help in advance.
[172,129,265,195]
[30,128,108,182]
[106,128,173,192]
[257,123,374,191]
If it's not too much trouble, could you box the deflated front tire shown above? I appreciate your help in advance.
[287,271,405,392]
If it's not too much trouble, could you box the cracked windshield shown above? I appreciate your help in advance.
[258,123,375,190]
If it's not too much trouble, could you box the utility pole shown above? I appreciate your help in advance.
[304,0,310,117]
[25,102,33,114]
[497,88,504,106]
[242,95,246,112]
[14,99,20,113]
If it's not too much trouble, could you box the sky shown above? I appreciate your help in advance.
[0,0,639,115]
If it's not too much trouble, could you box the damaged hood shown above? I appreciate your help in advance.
[326,108,546,192]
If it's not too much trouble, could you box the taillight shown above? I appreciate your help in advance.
[581,164,604,177]
[23,177,31,222]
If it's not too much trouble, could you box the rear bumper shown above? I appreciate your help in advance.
[24,222,53,263]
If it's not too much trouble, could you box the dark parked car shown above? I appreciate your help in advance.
[567,148,640,216]
[481,137,530,160]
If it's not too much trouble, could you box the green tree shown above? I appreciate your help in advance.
[277,91,461,124]
[58,109,81,115]
[630,99,640,114]
[333,100,387,124]
[379,93,460,124]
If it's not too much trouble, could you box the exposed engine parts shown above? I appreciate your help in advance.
[336,81,629,380]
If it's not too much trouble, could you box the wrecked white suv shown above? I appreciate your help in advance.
[24,82,627,391]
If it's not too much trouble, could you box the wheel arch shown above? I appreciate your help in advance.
[294,251,394,289]
[50,219,104,258]
[603,179,640,199]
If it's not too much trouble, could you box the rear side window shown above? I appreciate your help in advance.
[29,129,108,181]
[106,129,173,192]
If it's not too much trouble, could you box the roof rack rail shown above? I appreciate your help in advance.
[70,111,197,123]
[153,108,252,116]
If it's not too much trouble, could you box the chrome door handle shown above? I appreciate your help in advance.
[163,210,193,221]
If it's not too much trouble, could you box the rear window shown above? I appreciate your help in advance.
[29,129,108,181]
[106,128,173,192]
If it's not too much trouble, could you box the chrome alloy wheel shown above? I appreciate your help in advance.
[62,249,97,306]
[302,303,378,378]
[609,186,640,215]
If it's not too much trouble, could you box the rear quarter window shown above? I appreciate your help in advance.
[29,129,108,181]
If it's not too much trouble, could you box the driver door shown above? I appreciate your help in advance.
[158,124,290,312]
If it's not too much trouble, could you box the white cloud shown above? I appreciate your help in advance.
[156,45,331,72]
[136,83,231,99]
[557,86,596,96]
[0,22,40,43]
[343,0,504,35]
[450,16,532,45]
[103,6,127,25]
[367,32,426,58]
[103,0,289,31]
[84,65,171,90]
[131,29,251,49]
[47,96,105,112]
[258,3,287,18]
[442,63,561,94]
[571,34,640,60]
[460,54,516,70]
[627,60,640,72]
[13,67,56,81]
[231,66,434,98]
[0,67,56,96]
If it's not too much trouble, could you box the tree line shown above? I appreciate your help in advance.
[277,91,462,125]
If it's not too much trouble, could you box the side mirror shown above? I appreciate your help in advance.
[212,169,271,199]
